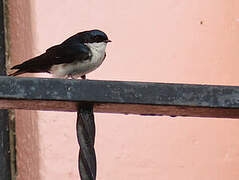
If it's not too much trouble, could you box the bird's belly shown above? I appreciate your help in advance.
[50,54,105,78]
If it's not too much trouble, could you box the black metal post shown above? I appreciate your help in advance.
[0,110,11,180]
[76,104,96,180]
[0,0,11,179]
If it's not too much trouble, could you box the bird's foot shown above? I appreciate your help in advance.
[67,74,77,79]
[66,74,86,80]
[81,75,86,79]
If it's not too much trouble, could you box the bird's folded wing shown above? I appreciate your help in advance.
[10,43,91,74]
[45,43,91,64]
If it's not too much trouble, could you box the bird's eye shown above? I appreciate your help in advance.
[95,35,102,42]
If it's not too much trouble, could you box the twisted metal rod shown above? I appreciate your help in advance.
[76,104,96,180]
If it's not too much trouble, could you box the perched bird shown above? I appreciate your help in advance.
[9,29,111,79]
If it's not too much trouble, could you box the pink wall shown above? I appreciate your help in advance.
[8,0,239,180]
[8,1,40,180]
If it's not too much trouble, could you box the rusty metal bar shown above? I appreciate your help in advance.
[1,76,239,118]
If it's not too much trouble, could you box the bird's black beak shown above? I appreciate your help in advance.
[105,39,112,43]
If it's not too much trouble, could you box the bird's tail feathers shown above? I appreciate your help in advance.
[11,64,23,70]
[8,70,27,76]
[9,54,48,76]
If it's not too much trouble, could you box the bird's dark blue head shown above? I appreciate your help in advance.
[62,29,111,45]
[88,30,111,43]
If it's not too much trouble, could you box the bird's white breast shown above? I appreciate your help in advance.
[51,42,107,78]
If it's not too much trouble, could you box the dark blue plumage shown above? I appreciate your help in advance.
[10,29,111,79]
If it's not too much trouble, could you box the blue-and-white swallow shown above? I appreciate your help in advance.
[9,29,111,79]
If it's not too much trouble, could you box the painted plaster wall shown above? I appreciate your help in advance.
[8,0,239,180]
[7,1,40,180]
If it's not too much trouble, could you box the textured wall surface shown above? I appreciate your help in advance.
[7,1,40,180]
[8,0,239,180]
